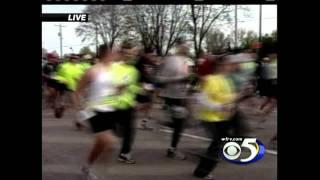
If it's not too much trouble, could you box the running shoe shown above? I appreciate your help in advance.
[203,174,215,180]
[193,173,215,180]
[75,121,85,131]
[118,154,136,164]
[81,166,99,180]
[167,149,187,160]
[54,107,64,118]
[140,119,154,130]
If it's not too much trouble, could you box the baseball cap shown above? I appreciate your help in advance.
[69,54,80,60]
[47,53,59,63]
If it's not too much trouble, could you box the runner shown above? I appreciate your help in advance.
[112,41,140,164]
[228,52,257,111]
[135,47,157,129]
[257,53,277,148]
[75,44,123,180]
[42,53,60,108]
[157,40,191,160]
[52,55,83,118]
[193,54,247,179]
[195,50,217,81]
[257,53,277,128]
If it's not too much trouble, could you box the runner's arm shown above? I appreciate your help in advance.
[196,92,224,111]
[74,69,93,109]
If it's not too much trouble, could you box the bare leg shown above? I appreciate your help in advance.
[87,131,114,165]
[82,131,114,180]
[46,87,57,109]
[70,92,86,130]
[257,97,272,128]
[138,102,153,129]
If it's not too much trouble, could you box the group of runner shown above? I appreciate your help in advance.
[42,39,277,180]
[42,53,92,118]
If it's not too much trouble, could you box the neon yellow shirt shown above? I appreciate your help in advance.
[80,62,91,72]
[110,62,140,110]
[54,62,83,91]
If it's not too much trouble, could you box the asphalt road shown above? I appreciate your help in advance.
[42,96,277,180]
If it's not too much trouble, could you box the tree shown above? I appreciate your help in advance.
[163,5,191,55]
[260,32,277,57]
[76,5,128,50]
[128,5,190,56]
[241,30,258,49]
[130,5,167,55]
[206,29,232,54]
[79,46,95,56]
[190,5,232,58]
[271,30,277,41]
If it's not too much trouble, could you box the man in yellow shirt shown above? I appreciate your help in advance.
[193,54,247,179]
[50,55,83,118]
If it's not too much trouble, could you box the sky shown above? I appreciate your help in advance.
[42,5,277,56]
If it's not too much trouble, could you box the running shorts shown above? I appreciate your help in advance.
[88,111,118,133]
[136,93,153,103]
[46,78,71,93]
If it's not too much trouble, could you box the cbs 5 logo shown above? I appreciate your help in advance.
[222,138,265,164]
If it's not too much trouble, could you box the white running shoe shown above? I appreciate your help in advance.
[81,166,99,180]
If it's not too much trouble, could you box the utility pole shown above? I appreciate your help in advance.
[257,5,263,61]
[55,24,65,59]
[70,47,74,53]
[259,5,262,42]
[234,5,238,49]
[95,24,99,57]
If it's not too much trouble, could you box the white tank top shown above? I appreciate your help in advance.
[87,70,117,112]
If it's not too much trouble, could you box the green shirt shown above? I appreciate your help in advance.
[54,62,83,91]
[111,62,140,110]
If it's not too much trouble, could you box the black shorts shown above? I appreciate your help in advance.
[46,78,71,93]
[136,93,153,103]
[88,111,119,133]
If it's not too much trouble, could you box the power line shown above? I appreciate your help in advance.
[44,43,95,50]
[63,43,95,47]
[214,17,276,26]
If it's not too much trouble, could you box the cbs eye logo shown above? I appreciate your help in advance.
[221,137,265,164]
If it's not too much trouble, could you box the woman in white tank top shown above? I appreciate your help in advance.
[86,66,118,112]
[73,45,123,180]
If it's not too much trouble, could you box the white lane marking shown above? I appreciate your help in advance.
[160,129,211,141]
[265,150,278,155]
[159,128,278,156]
